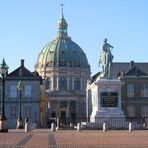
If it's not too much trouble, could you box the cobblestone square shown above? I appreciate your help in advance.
[0,129,148,148]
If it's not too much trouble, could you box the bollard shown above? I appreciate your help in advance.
[25,123,29,132]
[56,117,59,129]
[129,122,134,132]
[77,123,81,132]
[51,123,56,132]
[103,123,108,131]
[25,116,29,124]
[70,123,74,128]
[56,126,59,131]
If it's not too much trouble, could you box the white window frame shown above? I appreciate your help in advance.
[141,84,148,97]
[24,85,32,98]
[127,84,134,97]
[11,106,17,117]
[10,85,17,98]
[141,106,148,117]
[25,106,32,117]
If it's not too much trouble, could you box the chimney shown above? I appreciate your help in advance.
[130,61,134,69]
[21,59,24,67]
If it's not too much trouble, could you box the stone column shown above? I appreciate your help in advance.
[72,77,74,90]
[56,76,59,91]
[66,101,70,122]
[51,76,54,91]
[80,77,83,91]
[67,76,70,90]
[76,101,79,122]
[56,102,60,119]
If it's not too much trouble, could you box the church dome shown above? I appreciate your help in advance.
[37,38,89,68]
[36,13,89,69]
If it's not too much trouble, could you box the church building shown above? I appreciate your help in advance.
[35,9,91,124]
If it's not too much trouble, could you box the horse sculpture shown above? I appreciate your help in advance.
[99,39,114,77]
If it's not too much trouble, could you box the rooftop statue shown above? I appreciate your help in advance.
[99,38,114,77]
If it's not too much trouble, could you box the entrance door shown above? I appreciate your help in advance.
[71,111,76,123]
[61,111,66,123]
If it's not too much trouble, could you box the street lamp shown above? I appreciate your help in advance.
[16,81,24,129]
[0,58,9,132]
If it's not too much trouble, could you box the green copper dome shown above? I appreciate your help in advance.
[36,13,89,68]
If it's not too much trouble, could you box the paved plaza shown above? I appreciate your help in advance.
[0,129,148,148]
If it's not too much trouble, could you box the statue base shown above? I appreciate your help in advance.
[84,77,126,129]
[90,107,125,123]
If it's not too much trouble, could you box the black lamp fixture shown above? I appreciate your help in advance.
[16,80,24,129]
[0,58,9,132]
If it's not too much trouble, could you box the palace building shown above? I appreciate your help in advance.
[0,59,41,128]
[88,61,148,119]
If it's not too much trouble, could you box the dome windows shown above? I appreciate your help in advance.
[44,77,51,90]
[74,77,80,91]
[73,51,76,54]
[61,50,65,54]
[59,76,67,90]
[49,51,54,54]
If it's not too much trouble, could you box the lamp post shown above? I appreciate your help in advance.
[16,81,24,129]
[0,58,9,132]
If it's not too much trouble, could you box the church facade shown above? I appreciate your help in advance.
[35,12,91,125]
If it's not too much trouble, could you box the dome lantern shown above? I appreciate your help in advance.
[57,4,68,38]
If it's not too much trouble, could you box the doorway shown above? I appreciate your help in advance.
[71,111,76,123]
[60,111,66,123]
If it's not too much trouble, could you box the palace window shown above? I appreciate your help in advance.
[25,106,31,118]
[70,101,76,110]
[24,85,32,98]
[141,84,148,97]
[11,106,17,117]
[141,106,148,117]
[127,84,134,97]
[10,85,17,98]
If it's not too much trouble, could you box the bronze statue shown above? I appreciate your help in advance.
[99,38,114,77]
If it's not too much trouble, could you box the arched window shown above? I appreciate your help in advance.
[74,77,80,91]
[44,77,51,90]
[69,77,72,90]
[59,76,67,90]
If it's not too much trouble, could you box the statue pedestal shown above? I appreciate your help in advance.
[90,77,125,124]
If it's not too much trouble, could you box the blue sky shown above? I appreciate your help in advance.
[0,0,148,75]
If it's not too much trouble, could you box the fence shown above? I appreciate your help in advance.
[48,117,148,130]
[81,117,148,130]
